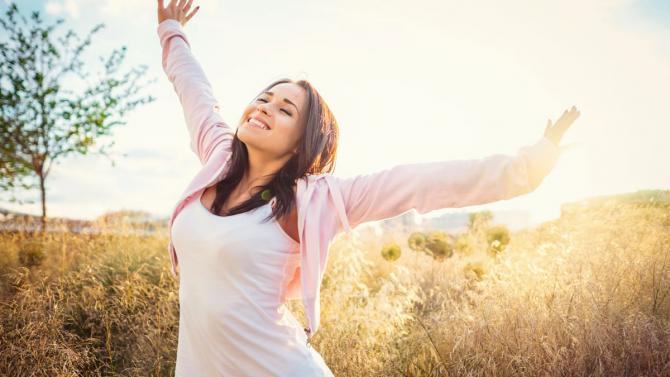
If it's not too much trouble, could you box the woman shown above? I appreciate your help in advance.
[157,0,581,376]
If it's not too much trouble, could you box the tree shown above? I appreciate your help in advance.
[0,2,156,232]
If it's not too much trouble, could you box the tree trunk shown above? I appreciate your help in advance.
[39,173,47,234]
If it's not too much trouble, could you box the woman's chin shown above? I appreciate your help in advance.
[237,130,266,148]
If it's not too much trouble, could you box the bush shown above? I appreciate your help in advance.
[18,239,46,267]
[463,262,486,281]
[381,243,402,261]
[485,224,510,256]
[407,232,426,252]
[425,231,453,260]
[454,233,475,255]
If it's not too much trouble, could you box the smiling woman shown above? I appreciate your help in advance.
[157,0,340,376]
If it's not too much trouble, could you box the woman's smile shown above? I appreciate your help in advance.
[246,118,270,130]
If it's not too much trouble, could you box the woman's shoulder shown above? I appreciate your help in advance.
[298,173,331,186]
[295,173,334,202]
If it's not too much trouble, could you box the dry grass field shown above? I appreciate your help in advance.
[1,190,668,376]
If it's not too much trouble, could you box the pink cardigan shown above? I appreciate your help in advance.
[157,19,561,344]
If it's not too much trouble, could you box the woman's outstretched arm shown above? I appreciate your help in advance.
[333,106,581,231]
[157,0,234,165]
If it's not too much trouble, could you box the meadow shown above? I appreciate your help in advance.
[0,190,668,376]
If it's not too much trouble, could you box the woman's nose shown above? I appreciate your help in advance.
[256,104,270,116]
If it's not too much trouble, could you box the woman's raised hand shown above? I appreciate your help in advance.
[544,105,580,147]
[157,0,200,27]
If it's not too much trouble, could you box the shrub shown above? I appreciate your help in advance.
[454,233,475,255]
[463,262,486,281]
[425,231,453,260]
[407,232,426,252]
[485,224,510,256]
[381,243,401,262]
[18,239,46,267]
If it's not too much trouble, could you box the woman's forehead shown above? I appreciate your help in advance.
[265,82,304,99]
[263,83,307,111]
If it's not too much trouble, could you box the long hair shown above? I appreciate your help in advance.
[208,78,340,224]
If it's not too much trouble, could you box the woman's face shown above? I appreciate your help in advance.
[237,82,308,158]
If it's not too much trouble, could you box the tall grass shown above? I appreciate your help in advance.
[1,194,669,376]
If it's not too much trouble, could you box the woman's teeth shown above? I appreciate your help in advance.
[248,118,269,130]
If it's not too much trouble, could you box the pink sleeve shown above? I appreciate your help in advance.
[333,135,561,230]
[157,19,234,165]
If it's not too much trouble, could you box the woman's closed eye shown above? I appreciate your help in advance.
[257,98,292,116]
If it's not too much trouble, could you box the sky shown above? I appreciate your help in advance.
[1,0,668,226]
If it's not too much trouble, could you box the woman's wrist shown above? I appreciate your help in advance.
[158,18,181,27]
[543,134,560,147]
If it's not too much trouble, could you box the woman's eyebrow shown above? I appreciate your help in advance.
[262,91,300,115]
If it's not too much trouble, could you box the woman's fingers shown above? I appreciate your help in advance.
[563,106,580,129]
[544,105,580,146]
[185,5,200,23]
[176,0,191,12]
[555,106,580,133]
[183,0,194,13]
[159,0,198,24]
[571,106,581,121]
